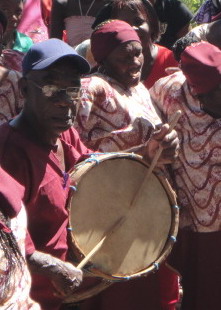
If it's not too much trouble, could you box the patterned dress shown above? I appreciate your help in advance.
[0,68,23,125]
[150,70,221,233]
[0,204,40,309]
[75,73,162,152]
[75,74,176,310]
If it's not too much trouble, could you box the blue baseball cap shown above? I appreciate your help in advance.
[22,38,90,76]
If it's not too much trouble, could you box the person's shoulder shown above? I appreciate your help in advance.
[156,44,178,65]
[156,44,174,59]
[150,70,186,96]
[61,126,81,143]
[81,73,112,92]
[61,127,92,155]
[3,67,22,83]
[156,44,172,53]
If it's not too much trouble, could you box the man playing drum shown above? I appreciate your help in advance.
[150,41,221,310]
[0,37,178,309]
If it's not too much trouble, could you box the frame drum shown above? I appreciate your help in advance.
[66,153,178,302]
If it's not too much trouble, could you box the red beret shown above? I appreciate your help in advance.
[91,19,141,64]
[180,41,221,95]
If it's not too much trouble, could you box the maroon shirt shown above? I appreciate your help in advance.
[0,122,92,309]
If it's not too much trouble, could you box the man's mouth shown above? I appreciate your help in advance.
[128,68,141,78]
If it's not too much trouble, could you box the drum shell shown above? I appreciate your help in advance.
[68,153,179,281]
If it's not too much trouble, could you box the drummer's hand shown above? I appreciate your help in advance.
[145,124,179,165]
[28,251,83,298]
[50,260,83,298]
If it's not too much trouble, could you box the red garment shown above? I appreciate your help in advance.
[41,0,52,27]
[1,49,24,72]
[0,167,24,218]
[144,44,178,89]
[80,274,162,310]
[169,230,221,310]
[0,122,92,310]
[158,263,179,310]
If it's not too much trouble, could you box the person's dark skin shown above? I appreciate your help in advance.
[102,41,144,89]
[9,58,83,297]
[9,51,177,296]
[206,20,221,49]
[110,2,159,82]
[50,0,106,40]
[197,84,221,119]
[11,59,81,146]
[99,40,179,164]
[0,0,23,49]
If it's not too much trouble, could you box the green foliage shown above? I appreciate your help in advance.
[182,0,205,13]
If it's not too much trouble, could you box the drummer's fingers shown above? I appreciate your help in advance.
[52,276,81,298]
[152,125,179,150]
[151,124,170,141]
[160,130,179,148]
[159,139,180,163]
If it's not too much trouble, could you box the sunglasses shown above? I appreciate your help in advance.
[29,80,81,99]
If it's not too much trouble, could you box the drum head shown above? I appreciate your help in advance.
[69,154,177,279]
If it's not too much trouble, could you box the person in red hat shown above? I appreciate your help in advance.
[150,41,221,310]
[74,19,180,310]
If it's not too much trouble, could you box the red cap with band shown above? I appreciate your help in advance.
[91,19,141,64]
[180,41,221,95]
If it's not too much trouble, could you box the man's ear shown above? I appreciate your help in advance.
[19,77,28,97]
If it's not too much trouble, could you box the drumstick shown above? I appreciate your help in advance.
[77,111,181,269]
[130,110,181,208]
[145,110,181,179]
[77,216,126,269]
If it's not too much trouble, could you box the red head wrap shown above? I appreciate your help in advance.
[180,41,221,95]
[91,19,141,64]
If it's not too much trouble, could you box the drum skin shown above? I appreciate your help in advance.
[65,153,178,303]
[68,153,178,274]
